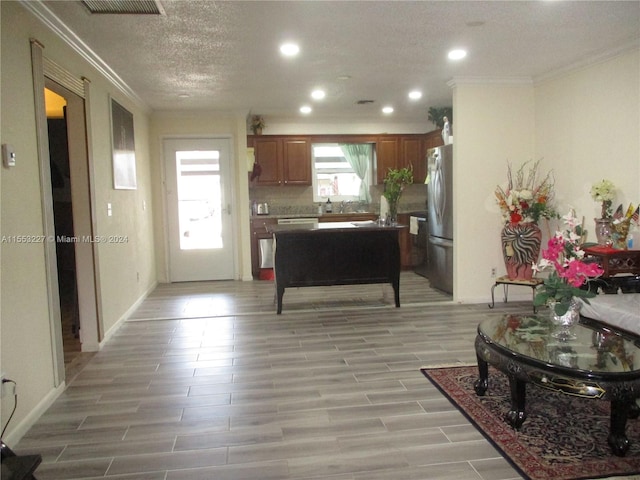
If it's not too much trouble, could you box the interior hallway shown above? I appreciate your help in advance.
[13,273,530,479]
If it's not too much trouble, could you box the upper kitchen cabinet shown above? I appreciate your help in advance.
[375,137,399,184]
[249,136,311,186]
[400,136,425,184]
[376,133,442,184]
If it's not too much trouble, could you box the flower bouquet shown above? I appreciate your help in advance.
[495,160,557,280]
[533,209,604,316]
[590,179,616,219]
[495,160,557,225]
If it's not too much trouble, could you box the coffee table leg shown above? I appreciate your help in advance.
[474,356,488,395]
[504,376,527,429]
[608,399,631,456]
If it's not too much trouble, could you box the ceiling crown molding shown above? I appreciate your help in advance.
[20,0,149,112]
[533,39,640,85]
[447,77,533,88]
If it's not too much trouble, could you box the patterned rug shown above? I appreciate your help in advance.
[421,366,640,480]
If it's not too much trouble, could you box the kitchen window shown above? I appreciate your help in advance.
[311,143,373,204]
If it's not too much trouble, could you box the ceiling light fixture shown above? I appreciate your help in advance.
[300,105,312,114]
[280,42,300,57]
[448,49,467,60]
[382,106,394,114]
[311,89,326,100]
[408,90,422,100]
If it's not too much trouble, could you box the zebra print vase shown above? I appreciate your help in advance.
[501,222,541,281]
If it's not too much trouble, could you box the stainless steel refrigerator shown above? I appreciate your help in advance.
[426,144,453,294]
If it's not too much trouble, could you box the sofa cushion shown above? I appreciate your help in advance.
[578,294,640,336]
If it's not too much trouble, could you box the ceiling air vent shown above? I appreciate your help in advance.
[356,100,375,105]
[81,0,165,15]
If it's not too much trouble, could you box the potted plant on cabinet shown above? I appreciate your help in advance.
[250,115,265,135]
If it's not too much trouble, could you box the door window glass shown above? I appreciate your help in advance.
[175,150,221,250]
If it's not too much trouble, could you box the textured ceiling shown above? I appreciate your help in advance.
[32,0,640,122]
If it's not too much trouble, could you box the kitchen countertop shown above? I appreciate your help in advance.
[252,212,379,220]
[267,221,406,233]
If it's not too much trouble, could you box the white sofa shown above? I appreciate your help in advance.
[579,293,640,337]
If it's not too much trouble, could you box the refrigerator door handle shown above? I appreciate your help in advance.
[432,156,446,225]
[428,236,453,248]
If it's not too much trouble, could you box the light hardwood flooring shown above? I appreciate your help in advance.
[15,272,535,480]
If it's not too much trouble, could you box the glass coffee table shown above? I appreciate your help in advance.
[475,313,640,456]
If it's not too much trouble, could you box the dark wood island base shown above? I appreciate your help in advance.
[270,222,403,314]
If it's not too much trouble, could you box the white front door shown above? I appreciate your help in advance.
[164,137,235,281]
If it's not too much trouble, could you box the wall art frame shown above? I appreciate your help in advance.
[110,97,137,190]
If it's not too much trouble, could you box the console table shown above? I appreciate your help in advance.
[583,246,640,278]
[270,222,402,314]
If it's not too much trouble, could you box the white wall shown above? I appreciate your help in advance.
[150,112,252,282]
[452,81,537,303]
[535,49,640,226]
[1,1,156,443]
[261,116,433,135]
[452,46,640,303]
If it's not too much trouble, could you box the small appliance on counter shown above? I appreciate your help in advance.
[255,202,269,215]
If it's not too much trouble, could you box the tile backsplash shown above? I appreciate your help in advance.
[250,183,428,217]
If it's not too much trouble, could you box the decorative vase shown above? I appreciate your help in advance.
[501,222,542,281]
[594,218,613,246]
[387,199,398,226]
[550,298,581,341]
[253,127,263,135]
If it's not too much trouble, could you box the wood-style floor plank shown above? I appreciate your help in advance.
[15,273,528,479]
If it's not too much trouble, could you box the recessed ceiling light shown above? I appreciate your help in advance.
[280,42,300,57]
[448,49,467,60]
[337,75,351,81]
[382,106,394,114]
[408,90,422,100]
[178,93,190,99]
[300,105,312,114]
[311,89,326,100]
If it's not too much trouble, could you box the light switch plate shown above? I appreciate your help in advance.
[2,144,16,168]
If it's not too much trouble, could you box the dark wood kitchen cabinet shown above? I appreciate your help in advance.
[376,137,399,184]
[249,136,311,186]
[400,137,426,184]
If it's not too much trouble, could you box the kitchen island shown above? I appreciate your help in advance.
[268,221,403,314]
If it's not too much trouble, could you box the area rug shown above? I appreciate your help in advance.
[421,365,640,480]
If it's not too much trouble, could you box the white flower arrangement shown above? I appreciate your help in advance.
[590,179,616,218]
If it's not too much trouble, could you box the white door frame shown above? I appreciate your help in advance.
[31,41,102,387]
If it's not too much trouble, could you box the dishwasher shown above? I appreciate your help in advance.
[259,217,319,270]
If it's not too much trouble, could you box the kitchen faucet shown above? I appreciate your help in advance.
[339,201,352,213]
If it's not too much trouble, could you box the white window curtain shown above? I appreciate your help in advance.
[339,144,371,203]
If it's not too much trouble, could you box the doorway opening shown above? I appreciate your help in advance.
[45,88,82,371]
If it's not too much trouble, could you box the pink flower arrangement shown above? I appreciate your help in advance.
[533,210,604,316]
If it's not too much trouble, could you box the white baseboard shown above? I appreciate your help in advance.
[2,381,66,447]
